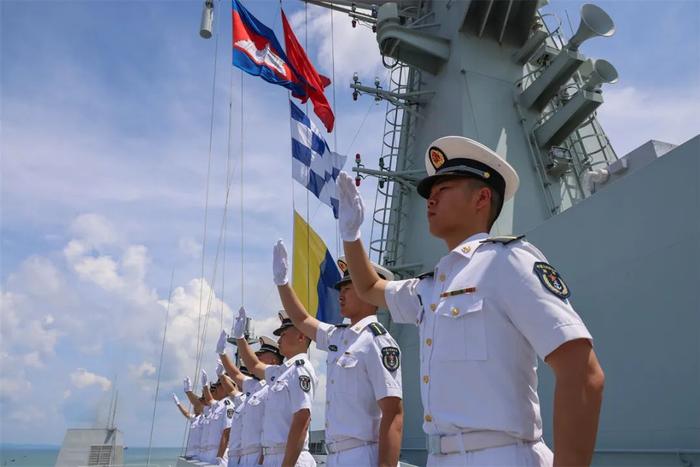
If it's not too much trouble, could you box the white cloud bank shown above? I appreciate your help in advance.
[70,368,112,391]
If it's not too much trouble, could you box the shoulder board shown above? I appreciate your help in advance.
[417,271,434,280]
[335,323,349,328]
[480,235,525,245]
[368,322,387,336]
[224,399,231,406]
[295,359,305,366]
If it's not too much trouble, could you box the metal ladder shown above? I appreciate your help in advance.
[367,63,422,276]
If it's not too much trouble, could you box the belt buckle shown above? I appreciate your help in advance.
[427,434,442,455]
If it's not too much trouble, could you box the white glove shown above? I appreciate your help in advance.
[200,369,208,388]
[231,306,247,339]
[216,457,226,467]
[272,240,289,286]
[337,171,364,241]
[183,376,192,393]
[215,329,228,355]
[172,393,180,405]
[216,361,224,377]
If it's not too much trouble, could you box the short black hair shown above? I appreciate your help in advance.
[465,178,502,229]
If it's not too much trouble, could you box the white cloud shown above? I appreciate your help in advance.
[178,237,202,259]
[70,368,112,391]
[597,84,700,157]
[70,213,120,248]
[129,361,157,379]
[290,5,385,84]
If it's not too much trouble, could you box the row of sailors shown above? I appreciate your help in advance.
[173,252,404,467]
[173,136,604,467]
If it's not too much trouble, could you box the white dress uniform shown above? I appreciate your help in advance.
[260,353,317,467]
[384,232,592,466]
[223,393,247,466]
[236,378,268,466]
[202,397,238,465]
[184,414,200,459]
[315,315,403,466]
[196,405,213,461]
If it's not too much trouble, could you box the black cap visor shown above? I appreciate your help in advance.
[417,158,506,200]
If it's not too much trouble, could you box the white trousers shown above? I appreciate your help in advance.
[233,452,263,466]
[261,450,316,467]
[427,440,553,466]
[326,443,381,466]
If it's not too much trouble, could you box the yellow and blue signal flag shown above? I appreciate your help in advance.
[292,211,342,324]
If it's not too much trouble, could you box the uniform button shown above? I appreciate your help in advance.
[439,273,446,282]
[424,414,433,422]
[423,375,430,384]
[425,338,432,346]
[430,304,437,312]
[451,307,459,316]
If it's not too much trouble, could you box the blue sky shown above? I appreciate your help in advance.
[1,0,698,448]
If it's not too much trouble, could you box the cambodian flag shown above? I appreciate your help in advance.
[231,0,307,97]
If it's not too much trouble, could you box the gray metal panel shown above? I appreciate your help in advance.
[55,429,124,467]
[527,137,700,464]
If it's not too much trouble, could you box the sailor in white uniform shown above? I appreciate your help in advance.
[218,331,284,466]
[336,136,605,466]
[183,375,211,461]
[201,372,238,466]
[272,241,404,467]
[232,307,318,467]
[173,385,203,460]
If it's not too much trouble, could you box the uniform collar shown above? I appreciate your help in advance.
[283,352,308,367]
[348,314,378,334]
[450,232,490,260]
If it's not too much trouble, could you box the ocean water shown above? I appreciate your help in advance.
[0,447,181,467]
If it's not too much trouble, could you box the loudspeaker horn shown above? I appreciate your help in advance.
[582,59,619,91]
[566,4,615,51]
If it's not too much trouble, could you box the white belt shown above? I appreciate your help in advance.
[427,431,520,455]
[235,445,261,457]
[262,444,287,456]
[326,438,376,454]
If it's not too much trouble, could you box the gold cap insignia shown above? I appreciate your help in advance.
[428,147,447,171]
[337,259,348,273]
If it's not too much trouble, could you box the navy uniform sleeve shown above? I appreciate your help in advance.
[289,366,315,414]
[384,278,422,324]
[494,242,593,360]
[365,334,403,401]
[315,322,337,351]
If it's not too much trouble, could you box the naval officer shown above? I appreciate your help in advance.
[217,331,284,466]
[233,307,318,467]
[336,136,605,466]
[272,240,404,467]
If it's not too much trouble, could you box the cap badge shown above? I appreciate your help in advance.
[428,146,447,171]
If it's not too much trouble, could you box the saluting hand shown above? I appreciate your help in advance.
[215,329,228,355]
[200,369,208,388]
[183,376,192,393]
[337,171,364,241]
[215,361,225,377]
[232,306,247,339]
[172,393,180,405]
[273,239,289,286]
